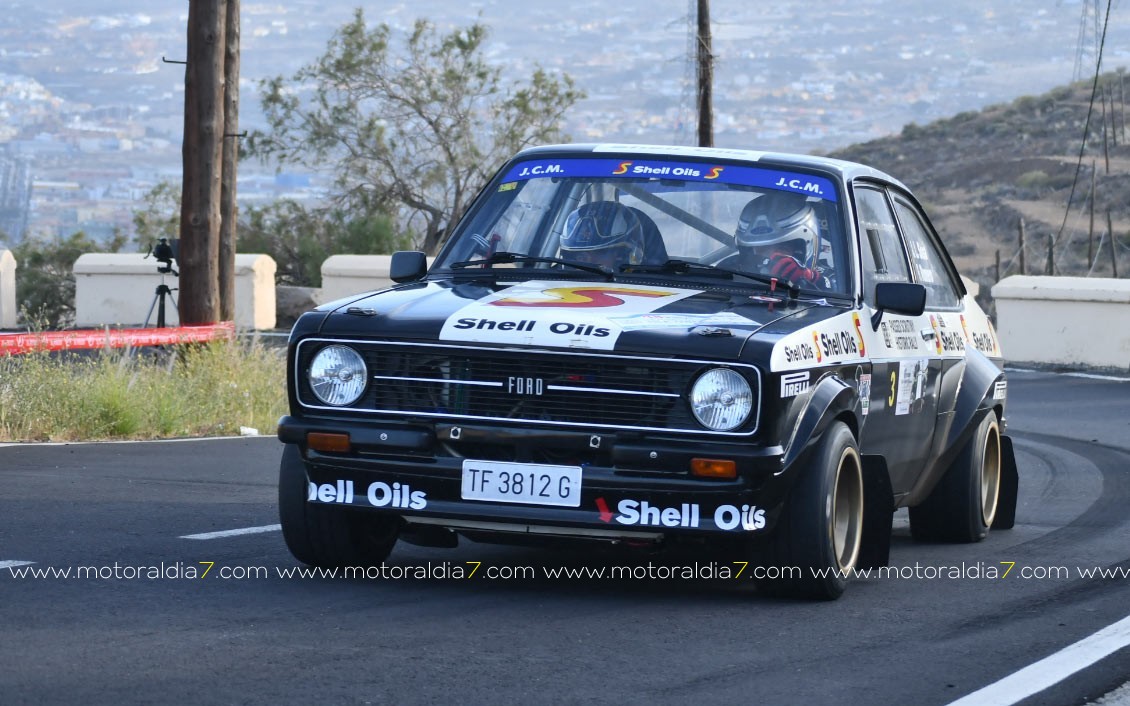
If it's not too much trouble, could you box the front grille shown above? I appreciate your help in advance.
[296,339,760,436]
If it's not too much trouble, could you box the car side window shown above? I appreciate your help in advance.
[891,196,961,309]
[853,185,910,305]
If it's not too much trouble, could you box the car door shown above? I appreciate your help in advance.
[888,191,968,466]
[852,183,941,496]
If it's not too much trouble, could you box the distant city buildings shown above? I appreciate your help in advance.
[1,0,1128,246]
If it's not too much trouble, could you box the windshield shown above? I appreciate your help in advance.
[436,156,850,296]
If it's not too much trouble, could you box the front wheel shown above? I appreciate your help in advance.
[909,411,1001,543]
[755,421,864,600]
[278,444,400,568]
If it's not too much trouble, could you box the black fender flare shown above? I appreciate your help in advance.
[780,373,858,475]
[943,348,1003,458]
[778,374,894,567]
[905,347,1010,507]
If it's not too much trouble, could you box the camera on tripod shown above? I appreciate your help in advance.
[151,237,179,276]
[144,237,180,327]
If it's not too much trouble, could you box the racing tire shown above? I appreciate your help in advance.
[755,421,864,601]
[909,412,1001,543]
[278,444,400,568]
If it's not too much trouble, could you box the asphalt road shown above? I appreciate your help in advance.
[1,370,1128,705]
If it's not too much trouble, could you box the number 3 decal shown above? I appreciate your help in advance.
[889,370,897,407]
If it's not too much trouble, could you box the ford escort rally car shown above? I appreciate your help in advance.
[277,143,1019,600]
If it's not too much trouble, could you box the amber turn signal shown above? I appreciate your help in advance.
[307,432,352,453]
[690,458,737,479]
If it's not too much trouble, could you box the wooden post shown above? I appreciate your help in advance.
[1101,88,1110,173]
[218,0,240,322]
[1018,218,1026,275]
[1089,162,1096,268]
[1108,210,1119,278]
[1120,70,1126,144]
[1107,83,1116,146]
[995,249,1001,282]
[695,0,713,148]
[1046,233,1054,276]
[179,0,227,325]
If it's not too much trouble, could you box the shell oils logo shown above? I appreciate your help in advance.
[812,330,824,363]
[612,161,632,175]
[490,286,674,308]
[959,314,971,342]
[704,166,724,180]
[851,312,866,357]
[930,315,943,355]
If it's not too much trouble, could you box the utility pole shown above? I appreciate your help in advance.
[696,0,713,148]
[219,0,240,322]
[179,0,227,325]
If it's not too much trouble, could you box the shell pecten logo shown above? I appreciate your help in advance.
[851,312,866,357]
[490,286,675,309]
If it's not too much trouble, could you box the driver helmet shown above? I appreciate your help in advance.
[561,202,645,269]
[735,192,821,268]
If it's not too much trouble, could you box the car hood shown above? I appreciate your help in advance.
[313,278,846,360]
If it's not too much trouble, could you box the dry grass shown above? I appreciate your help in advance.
[0,339,287,442]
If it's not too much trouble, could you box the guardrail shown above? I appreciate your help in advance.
[992,275,1130,371]
[73,253,276,330]
[0,249,15,329]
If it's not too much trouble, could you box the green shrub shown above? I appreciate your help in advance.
[0,339,286,441]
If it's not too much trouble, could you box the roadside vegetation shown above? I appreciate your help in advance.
[0,340,286,442]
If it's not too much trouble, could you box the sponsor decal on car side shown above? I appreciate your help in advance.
[859,373,872,416]
[893,358,931,415]
[439,281,699,350]
[771,311,869,371]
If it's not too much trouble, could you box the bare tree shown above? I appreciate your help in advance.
[248,12,583,254]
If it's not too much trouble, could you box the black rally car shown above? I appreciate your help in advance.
[277,143,1018,599]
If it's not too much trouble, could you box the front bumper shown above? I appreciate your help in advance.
[279,415,789,537]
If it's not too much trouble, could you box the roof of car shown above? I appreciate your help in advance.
[515,143,909,192]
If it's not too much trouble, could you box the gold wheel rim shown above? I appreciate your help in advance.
[832,447,864,572]
[981,420,1002,527]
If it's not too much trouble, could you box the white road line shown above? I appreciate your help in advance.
[948,613,1130,706]
[0,560,35,569]
[1004,367,1130,382]
[179,524,281,540]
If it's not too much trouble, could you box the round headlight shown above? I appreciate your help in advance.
[308,345,368,406]
[690,368,753,431]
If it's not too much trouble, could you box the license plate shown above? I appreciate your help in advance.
[461,459,582,507]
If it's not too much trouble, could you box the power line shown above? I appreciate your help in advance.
[1055,0,1114,253]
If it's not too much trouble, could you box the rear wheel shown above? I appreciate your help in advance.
[278,444,400,567]
[909,412,1001,543]
[755,421,864,600]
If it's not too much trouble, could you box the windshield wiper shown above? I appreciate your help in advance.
[449,251,613,280]
[623,259,799,297]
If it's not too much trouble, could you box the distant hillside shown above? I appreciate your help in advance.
[826,71,1130,290]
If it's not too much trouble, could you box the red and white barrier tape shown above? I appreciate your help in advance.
[0,322,236,355]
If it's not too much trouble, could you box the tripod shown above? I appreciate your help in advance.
[144,278,179,328]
